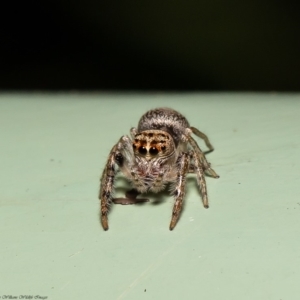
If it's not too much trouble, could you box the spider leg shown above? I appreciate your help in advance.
[190,126,214,154]
[130,127,138,139]
[188,149,210,208]
[99,136,130,230]
[186,131,219,178]
[169,152,189,230]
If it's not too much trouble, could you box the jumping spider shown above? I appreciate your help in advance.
[99,107,219,231]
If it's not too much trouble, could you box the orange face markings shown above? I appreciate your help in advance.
[133,131,170,157]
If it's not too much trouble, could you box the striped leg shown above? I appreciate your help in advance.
[190,126,215,154]
[189,150,209,208]
[99,136,129,230]
[169,152,189,230]
[187,133,219,178]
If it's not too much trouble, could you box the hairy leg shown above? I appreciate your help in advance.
[170,152,189,230]
[188,150,209,208]
[186,132,219,178]
[190,126,214,154]
[99,136,131,230]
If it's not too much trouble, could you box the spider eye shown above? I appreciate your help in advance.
[138,146,147,155]
[161,146,166,151]
[149,147,159,155]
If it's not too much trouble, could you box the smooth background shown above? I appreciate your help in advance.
[0,93,299,299]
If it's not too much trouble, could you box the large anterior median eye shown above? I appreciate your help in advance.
[138,146,147,155]
[149,147,159,155]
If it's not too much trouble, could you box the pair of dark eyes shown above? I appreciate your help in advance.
[140,146,158,155]
[133,145,165,155]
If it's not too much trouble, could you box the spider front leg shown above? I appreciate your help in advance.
[170,152,190,230]
[99,147,119,230]
[99,136,130,230]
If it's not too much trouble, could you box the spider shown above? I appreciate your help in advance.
[99,107,219,231]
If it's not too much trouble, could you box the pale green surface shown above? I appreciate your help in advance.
[0,93,299,300]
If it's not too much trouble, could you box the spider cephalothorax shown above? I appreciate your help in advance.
[99,108,219,231]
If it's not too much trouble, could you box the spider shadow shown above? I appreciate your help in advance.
[114,177,171,206]
[115,184,172,206]
[114,176,202,207]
